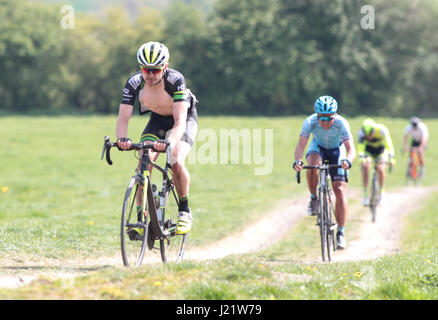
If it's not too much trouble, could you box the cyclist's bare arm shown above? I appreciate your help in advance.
[343,139,356,170]
[116,104,134,149]
[384,129,395,157]
[293,136,309,171]
[403,134,409,152]
[420,135,428,154]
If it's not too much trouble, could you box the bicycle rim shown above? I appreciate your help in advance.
[160,182,188,263]
[325,193,334,261]
[120,177,148,267]
[319,190,327,262]
[370,173,379,223]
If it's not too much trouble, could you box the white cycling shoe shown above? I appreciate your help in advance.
[176,210,192,235]
[362,196,369,206]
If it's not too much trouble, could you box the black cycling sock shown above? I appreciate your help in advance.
[179,195,189,212]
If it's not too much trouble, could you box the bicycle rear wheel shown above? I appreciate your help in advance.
[121,176,148,267]
[159,180,188,263]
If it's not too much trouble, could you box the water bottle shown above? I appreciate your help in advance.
[152,184,163,224]
[157,192,164,224]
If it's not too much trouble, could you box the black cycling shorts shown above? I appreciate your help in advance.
[365,144,385,157]
[140,106,198,146]
[411,140,421,148]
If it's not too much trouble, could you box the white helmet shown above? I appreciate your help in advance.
[137,41,169,68]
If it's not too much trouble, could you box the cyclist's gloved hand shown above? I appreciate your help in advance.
[153,139,170,152]
[293,160,303,171]
[341,159,352,169]
[117,137,132,150]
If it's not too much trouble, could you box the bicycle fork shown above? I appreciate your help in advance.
[317,170,337,232]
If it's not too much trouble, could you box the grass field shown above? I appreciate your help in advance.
[0,115,437,299]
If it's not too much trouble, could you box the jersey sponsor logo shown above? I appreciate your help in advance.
[166,72,180,85]
[128,74,143,89]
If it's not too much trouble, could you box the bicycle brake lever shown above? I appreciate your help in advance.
[106,144,113,165]
[101,136,113,165]
[296,171,301,184]
[101,136,109,161]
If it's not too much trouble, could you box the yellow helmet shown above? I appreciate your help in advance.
[362,118,376,135]
[137,41,169,68]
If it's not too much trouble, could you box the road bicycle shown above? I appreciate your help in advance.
[101,136,187,267]
[405,147,422,185]
[367,160,392,223]
[297,162,348,262]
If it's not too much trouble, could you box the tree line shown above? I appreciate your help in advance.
[0,0,437,117]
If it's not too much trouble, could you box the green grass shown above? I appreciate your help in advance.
[0,115,437,299]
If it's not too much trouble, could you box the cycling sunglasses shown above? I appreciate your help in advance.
[317,115,335,122]
[141,67,163,74]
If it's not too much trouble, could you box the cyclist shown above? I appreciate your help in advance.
[358,118,395,206]
[403,116,429,179]
[293,96,356,249]
[116,41,198,235]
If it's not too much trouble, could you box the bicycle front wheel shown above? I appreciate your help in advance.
[324,192,335,262]
[159,181,188,263]
[121,176,148,267]
[318,190,328,262]
[370,173,379,223]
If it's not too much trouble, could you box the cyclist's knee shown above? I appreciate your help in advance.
[332,182,346,195]
[171,160,188,175]
[377,162,386,172]
[361,161,370,171]
[307,153,321,165]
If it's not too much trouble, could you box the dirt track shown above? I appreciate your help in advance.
[334,186,436,262]
[187,186,436,262]
[0,186,436,288]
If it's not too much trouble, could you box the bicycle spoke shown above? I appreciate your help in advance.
[159,181,187,263]
[319,190,327,262]
[121,177,148,267]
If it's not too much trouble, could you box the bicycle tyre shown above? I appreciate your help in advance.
[159,180,188,263]
[318,189,327,262]
[370,172,379,223]
[325,191,334,261]
[120,176,148,267]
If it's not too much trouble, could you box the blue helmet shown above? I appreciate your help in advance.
[314,96,338,114]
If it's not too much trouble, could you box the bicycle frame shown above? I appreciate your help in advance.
[367,158,392,222]
[102,136,188,265]
[407,148,420,181]
[101,136,173,239]
[297,163,347,261]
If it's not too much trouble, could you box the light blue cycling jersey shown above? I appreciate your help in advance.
[300,113,353,149]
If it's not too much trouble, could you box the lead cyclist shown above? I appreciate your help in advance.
[115,41,198,235]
